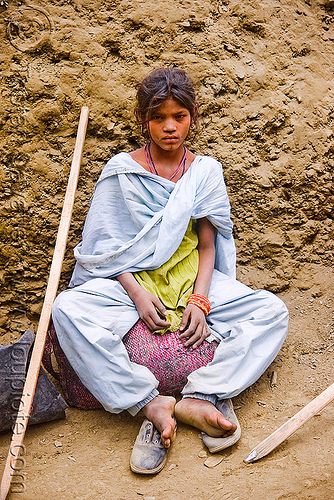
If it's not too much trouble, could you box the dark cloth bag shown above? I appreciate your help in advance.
[42,324,103,410]
[0,329,67,433]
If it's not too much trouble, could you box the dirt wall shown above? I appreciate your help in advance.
[0,0,333,340]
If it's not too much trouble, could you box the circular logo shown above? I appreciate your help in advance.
[7,6,53,52]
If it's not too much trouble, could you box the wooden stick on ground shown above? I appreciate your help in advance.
[0,106,89,500]
[244,382,334,464]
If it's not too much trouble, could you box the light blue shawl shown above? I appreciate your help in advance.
[70,153,236,287]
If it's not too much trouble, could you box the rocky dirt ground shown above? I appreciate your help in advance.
[0,0,333,499]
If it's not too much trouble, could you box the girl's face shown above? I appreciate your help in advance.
[147,98,192,152]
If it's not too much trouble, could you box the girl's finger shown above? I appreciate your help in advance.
[151,296,168,317]
[154,318,171,329]
[142,316,155,331]
[192,328,208,348]
[183,324,201,346]
[150,311,171,330]
[179,326,194,339]
[180,315,199,338]
[179,309,190,331]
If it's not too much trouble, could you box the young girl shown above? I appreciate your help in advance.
[52,67,288,474]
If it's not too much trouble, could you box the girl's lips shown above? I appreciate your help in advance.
[162,137,178,141]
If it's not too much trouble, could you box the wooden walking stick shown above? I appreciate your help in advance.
[0,106,89,500]
[244,382,334,464]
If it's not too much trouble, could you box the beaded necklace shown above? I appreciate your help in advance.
[144,143,187,181]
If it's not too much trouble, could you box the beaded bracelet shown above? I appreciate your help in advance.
[187,293,211,316]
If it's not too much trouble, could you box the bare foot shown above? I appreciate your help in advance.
[175,398,237,437]
[142,395,176,448]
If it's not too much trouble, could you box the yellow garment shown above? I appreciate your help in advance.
[134,221,199,334]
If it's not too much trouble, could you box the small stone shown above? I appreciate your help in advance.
[54,440,62,448]
[68,455,76,461]
[198,451,208,458]
[204,455,224,468]
[168,464,176,471]
[236,71,245,80]
[270,371,278,387]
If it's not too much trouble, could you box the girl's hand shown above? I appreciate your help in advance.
[179,304,210,348]
[132,288,171,332]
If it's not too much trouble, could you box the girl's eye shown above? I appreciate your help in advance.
[152,115,162,120]
[176,114,186,119]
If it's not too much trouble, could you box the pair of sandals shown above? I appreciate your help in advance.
[130,399,241,474]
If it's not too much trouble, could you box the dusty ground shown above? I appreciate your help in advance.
[0,0,333,498]
[0,276,333,500]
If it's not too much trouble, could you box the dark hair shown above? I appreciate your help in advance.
[135,67,198,138]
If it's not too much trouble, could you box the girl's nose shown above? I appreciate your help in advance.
[163,119,176,131]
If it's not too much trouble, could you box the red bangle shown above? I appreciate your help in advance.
[187,294,211,316]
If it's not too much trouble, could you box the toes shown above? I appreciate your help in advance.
[217,415,236,431]
[162,424,174,442]
[218,418,237,436]
[162,439,170,449]
[161,430,172,448]
[223,428,236,437]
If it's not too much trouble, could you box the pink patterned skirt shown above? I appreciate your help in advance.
[43,320,218,410]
